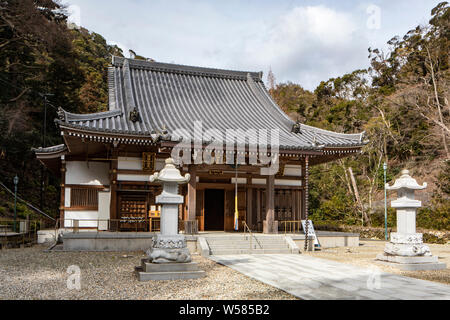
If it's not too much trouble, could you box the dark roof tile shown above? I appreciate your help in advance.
[56,57,366,150]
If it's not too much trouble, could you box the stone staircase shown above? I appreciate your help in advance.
[205,235,295,255]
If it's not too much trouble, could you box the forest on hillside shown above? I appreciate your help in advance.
[268,2,449,230]
[0,1,448,231]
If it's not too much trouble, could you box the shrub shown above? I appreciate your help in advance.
[417,199,450,230]
[369,207,396,228]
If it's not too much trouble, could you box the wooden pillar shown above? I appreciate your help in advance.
[256,189,261,231]
[109,148,118,230]
[263,174,277,233]
[246,187,252,228]
[304,157,309,220]
[292,189,297,222]
[59,156,66,227]
[301,158,307,220]
[304,156,310,250]
[187,165,196,221]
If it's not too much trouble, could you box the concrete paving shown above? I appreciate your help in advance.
[209,254,450,300]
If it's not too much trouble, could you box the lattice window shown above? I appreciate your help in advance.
[70,188,98,209]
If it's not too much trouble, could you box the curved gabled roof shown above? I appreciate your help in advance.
[56,57,366,150]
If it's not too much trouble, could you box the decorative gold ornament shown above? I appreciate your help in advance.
[142,152,156,172]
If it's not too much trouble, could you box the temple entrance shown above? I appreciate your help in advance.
[204,189,224,230]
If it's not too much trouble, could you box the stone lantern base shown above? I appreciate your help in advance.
[376,232,446,271]
[147,234,192,263]
[376,253,446,271]
[135,235,205,281]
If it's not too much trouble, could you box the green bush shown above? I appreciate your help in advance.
[310,193,356,224]
[422,233,446,244]
[6,201,14,212]
[369,207,396,228]
[16,202,32,218]
[417,199,450,230]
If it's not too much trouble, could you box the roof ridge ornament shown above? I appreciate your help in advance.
[312,135,317,147]
[359,131,366,143]
[129,107,140,123]
[292,122,301,134]
[57,107,66,121]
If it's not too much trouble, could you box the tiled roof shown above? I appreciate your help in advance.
[55,57,366,150]
[33,144,67,154]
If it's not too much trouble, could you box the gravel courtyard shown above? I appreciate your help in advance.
[1,240,448,300]
[0,245,297,300]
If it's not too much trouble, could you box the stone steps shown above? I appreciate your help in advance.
[205,236,294,255]
[208,244,288,249]
[207,240,287,244]
[205,236,283,241]
[207,239,287,244]
[210,248,292,255]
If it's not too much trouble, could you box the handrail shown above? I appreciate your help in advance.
[54,218,160,233]
[242,221,262,251]
[280,220,302,235]
[0,181,55,221]
[0,219,47,249]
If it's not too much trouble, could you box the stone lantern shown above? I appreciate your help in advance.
[376,169,446,270]
[135,158,205,280]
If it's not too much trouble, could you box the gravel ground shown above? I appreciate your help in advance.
[303,240,450,285]
[0,245,297,300]
[2,241,447,300]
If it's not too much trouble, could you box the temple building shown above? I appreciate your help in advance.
[34,57,367,233]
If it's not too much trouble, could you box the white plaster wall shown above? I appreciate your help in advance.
[251,178,302,186]
[284,165,302,176]
[117,174,152,181]
[117,157,165,171]
[252,178,266,185]
[66,161,110,185]
[118,157,142,170]
[156,158,165,171]
[275,179,302,186]
[231,178,247,184]
[64,187,71,207]
[98,191,111,231]
[64,210,99,228]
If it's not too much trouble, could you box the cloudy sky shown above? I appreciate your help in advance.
[64,0,442,91]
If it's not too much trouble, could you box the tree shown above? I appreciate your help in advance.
[370,2,450,159]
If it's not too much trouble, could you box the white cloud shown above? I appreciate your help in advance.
[64,0,443,91]
[233,5,366,90]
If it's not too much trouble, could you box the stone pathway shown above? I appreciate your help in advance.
[209,254,450,300]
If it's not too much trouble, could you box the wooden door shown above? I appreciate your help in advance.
[224,190,234,231]
[237,189,246,231]
[196,190,204,231]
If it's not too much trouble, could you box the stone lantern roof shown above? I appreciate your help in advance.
[385,170,427,191]
[149,158,190,184]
